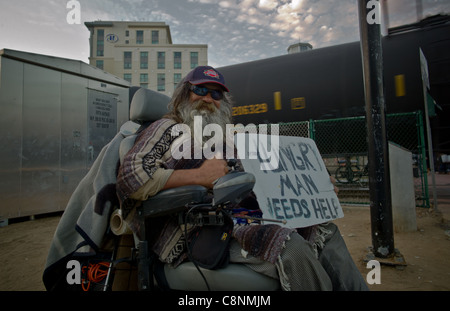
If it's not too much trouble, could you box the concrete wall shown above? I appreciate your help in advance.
[389,142,417,232]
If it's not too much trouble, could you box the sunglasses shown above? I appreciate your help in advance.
[190,84,224,100]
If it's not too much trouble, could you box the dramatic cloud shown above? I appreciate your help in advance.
[0,0,448,67]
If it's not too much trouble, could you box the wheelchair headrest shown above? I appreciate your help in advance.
[129,87,170,124]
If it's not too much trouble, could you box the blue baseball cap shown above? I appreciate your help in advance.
[184,66,229,92]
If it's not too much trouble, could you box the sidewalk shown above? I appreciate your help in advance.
[428,172,450,223]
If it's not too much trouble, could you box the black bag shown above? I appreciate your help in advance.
[187,212,233,270]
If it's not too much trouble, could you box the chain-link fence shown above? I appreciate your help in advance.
[311,111,428,207]
[235,111,429,207]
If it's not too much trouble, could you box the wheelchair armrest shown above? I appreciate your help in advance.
[138,185,209,218]
[213,171,255,206]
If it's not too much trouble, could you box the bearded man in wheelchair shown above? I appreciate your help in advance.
[114,66,368,291]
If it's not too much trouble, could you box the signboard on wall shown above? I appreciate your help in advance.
[106,34,119,43]
[87,89,117,162]
[236,134,344,228]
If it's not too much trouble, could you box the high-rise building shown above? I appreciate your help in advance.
[85,21,208,96]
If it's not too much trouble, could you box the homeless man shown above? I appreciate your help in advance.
[116,66,368,291]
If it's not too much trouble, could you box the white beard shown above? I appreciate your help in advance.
[178,100,230,144]
[170,99,238,160]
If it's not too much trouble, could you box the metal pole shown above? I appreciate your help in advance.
[420,48,438,211]
[381,0,389,35]
[358,0,395,258]
[423,95,437,209]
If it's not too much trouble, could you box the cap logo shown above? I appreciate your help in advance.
[203,69,219,79]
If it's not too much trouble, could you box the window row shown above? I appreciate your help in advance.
[96,29,160,56]
[123,73,183,92]
[126,30,159,44]
[123,51,199,70]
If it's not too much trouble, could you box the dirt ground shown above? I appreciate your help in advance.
[0,205,449,291]
[334,205,450,291]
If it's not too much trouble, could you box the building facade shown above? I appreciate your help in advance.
[85,21,208,96]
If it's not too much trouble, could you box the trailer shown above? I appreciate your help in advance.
[0,49,130,221]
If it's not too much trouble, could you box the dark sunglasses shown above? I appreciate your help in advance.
[190,84,224,100]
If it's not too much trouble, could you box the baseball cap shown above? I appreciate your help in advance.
[184,66,229,92]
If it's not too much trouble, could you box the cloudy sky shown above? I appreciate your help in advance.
[1,0,449,67]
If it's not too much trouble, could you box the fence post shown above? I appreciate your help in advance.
[416,110,430,208]
[309,119,315,140]
[358,0,395,258]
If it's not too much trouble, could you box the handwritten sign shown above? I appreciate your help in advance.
[236,134,344,228]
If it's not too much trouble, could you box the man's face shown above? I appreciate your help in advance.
[177,82,231,143]
[189,83,223,110]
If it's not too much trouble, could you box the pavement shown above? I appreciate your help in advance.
[428,172,450,223]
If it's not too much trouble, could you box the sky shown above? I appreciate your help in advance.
[0,0,449,68]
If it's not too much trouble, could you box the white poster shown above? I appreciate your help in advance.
[87,89,117,162]
[236,133,344,228]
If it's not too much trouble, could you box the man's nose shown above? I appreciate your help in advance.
[201,92,214,103]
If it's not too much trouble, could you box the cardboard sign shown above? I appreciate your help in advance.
[236,133,344,228]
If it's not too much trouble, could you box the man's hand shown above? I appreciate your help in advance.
[197,158,229,188]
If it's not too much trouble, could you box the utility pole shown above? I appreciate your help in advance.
[357,0,395,258]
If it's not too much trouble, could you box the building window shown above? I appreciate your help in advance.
[140,73,148,83]
[174,52,182,69]
[123,74,132,82]
[136,30,144,44]
[174,73,182,89]
[125,30,129,37]
[96,60,104,70]
[140,74,148,88]
[124,51,132,69]
[190,52,198,69]
[140,52,148,69]
[152,30,159,44]
[96,29,104,57]
[157,73,165,91]
[157,52,165,69]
